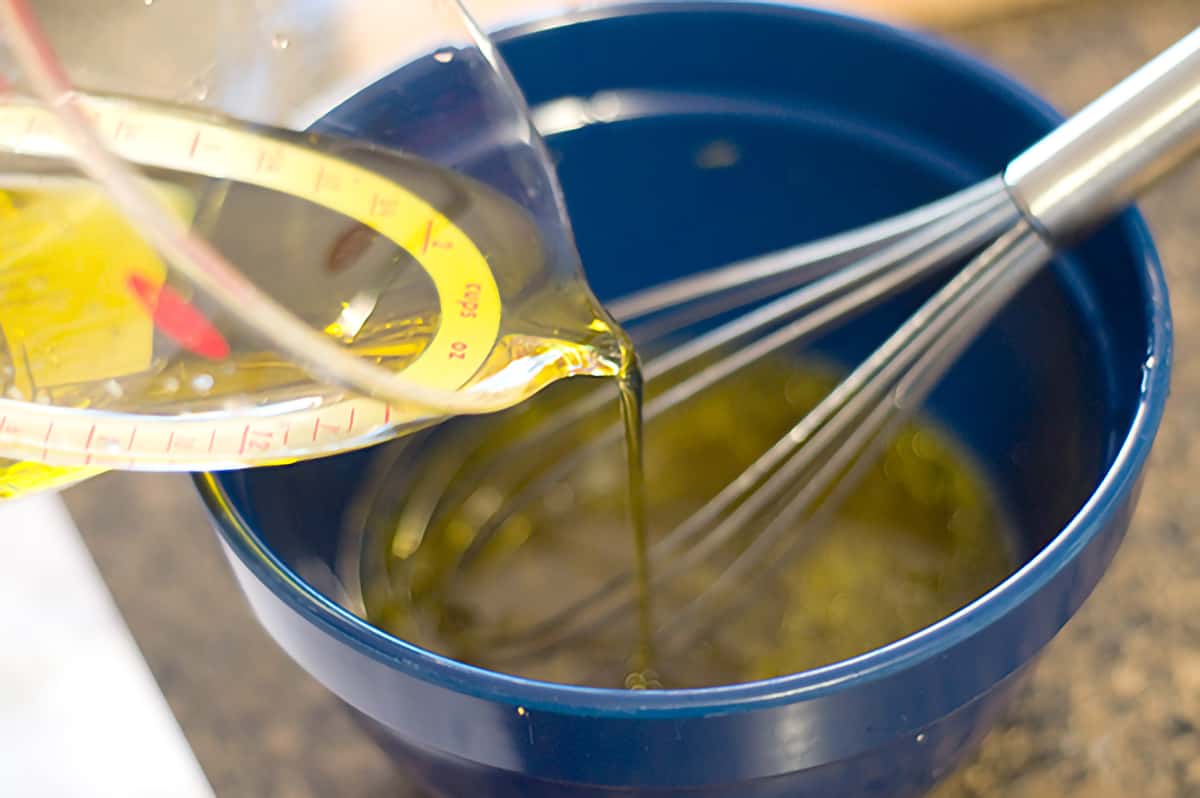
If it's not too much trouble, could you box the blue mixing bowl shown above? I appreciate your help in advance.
[197,3,1173,796]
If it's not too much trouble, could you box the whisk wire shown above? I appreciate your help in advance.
[491,223,1051,662]
[449,184,1021,574]
[481,207,1034,660]
[660,224,1055,650]
[412,181,1013,547]
[608,179,1008,320]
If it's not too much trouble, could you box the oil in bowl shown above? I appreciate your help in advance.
[341,354,1018,690]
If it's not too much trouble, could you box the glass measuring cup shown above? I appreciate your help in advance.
[0,0,621,495]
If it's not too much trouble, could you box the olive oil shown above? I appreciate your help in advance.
[349,356,1017,689]
[613,344,658,689]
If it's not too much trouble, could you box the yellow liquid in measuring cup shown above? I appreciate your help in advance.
[0,95,635,498]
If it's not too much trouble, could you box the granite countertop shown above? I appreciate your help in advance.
[63,0,1200,795]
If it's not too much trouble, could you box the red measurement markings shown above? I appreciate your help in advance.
[83,426,133,465]
[312,415,338,441]
[282,424,291,447]
[124,428,138,466]
[84,425,96,465]
[421,220,454,254]
[127,274,230,360]
[239,426,276,455]
[39,422,54,462]
[312,408,357,441]
[370,193,397,217]
[384,406,392,425]
[256,147,283,174]
[314,165,340,193]
[208,430,217,453]
[166,432,202,454]
[422,220,435,252]
[186,128,227,160]
[113,119,139,142]
[458,282,482,319]
[448,341,468,360]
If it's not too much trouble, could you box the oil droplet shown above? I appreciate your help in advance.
[624,670,662,690]
[143,0,153,5]
[433,48,455,64]
[1145,355,1157,369]
[916,733,928,744]
[191,373,214,393]
[104,379,124,399]
[162,376,180,393]
[272,34,290,50]
[516,706,527,717]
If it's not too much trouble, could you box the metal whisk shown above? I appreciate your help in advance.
[362,27,1200,666]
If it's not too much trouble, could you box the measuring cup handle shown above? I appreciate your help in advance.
[1004,26,1200,242]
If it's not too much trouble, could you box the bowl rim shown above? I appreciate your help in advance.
[196,0,1173,719]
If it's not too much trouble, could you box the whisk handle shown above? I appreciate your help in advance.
[1004,26,1200,242]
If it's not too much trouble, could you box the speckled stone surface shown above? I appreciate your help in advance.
[63,0,1200,796]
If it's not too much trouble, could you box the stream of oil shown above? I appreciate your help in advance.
[613,348,657,687]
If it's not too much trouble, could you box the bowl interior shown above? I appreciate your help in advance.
[209,3,1160,681]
